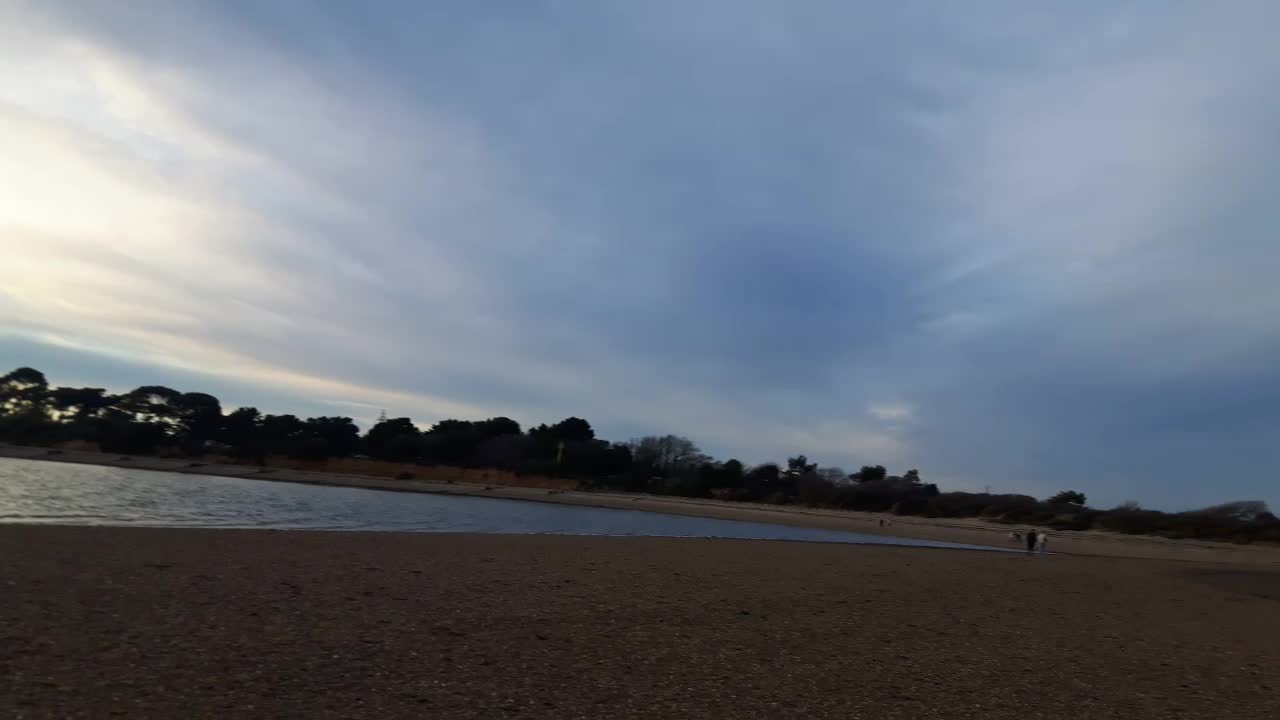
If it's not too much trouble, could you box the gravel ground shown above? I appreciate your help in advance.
[2,526,1278,719]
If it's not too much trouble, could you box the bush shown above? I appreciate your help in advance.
[762,491,789,505]
[1047,511,1098,531]
[0,413,62,446]
[1094,508,1170,535]
[891,497,930,515]
[96,420,168,455]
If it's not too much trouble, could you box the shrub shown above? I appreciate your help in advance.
[891,497,930,515]
[1047,511,1097,531]
[1094,508,1170,535]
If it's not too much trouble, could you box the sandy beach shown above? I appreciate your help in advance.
[3,444,1278,565]
[3,525,1278,719]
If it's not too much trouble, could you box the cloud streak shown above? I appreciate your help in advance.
[2,1,1278,509]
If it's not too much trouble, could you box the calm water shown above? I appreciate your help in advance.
[0,457,1001,550]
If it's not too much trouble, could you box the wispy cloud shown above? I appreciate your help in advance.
[1,1,1278,509]
[868,403,915,424]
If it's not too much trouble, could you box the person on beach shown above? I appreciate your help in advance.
[1037,531,1049,555]
[1025,530,1038,554]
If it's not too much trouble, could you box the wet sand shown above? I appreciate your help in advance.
[3,525,1278,719]
[3,444,1279,565]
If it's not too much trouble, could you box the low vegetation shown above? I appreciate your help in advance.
[3,366,1277,544]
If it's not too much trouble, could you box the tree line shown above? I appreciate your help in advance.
[2,366,1277,544]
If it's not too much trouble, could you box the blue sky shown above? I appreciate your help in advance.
[2,1,1278,510]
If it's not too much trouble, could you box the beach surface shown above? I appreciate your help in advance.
[3,444,1279,565]
[3,525,1279,719]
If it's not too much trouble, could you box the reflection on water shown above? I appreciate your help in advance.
[0,457,1001,550]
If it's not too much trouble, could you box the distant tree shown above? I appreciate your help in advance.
[657,460,717,498]
[796,470,836,505]
[428,419,475,435]
[220,407,263,460]
[260,414,305,456]
[298,416,360,459]
[562,439,633,479]
[0,367,49,414]
[118,386,182,428]
[629,435,707,479]
[0,392,58,443]
[817,466,847,485]
[719,459,746,488]
[423,419,480,465]
[1186,500,1271,523]
[364,417,422,462]
[48,387,116,424]
[746,463,781,484]
[904,468,921,485]
[546,417,595,443]
[472,433,533,469]
[852,465,887,483]
[96,418,168,455]
[173,392,223,454]
[476,416,521,437]
[784,455,817,477]
[1048,490,1087,507]
[741,463,782,500]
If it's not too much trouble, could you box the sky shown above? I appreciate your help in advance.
[2,1,1278,510]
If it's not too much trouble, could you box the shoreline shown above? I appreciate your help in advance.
[3,525,1279,718]
[3,443,1278,564]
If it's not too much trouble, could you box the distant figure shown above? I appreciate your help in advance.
[878,518,885,528]
[1025,530,1038,554]
[1009,530,1021,544]
[1037,531,1049,555]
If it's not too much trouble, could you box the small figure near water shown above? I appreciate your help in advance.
[1025,530,1038,554]
[1036,531,1049,555]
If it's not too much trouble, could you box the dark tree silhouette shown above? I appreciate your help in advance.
[785,455,817,477]
[718,459,746,489]
[364,417,423,462]
[0,367,49,414]
[852,465,888,483]
[174,392,223,454]
[260,414,305,456]
[476,417,521,437]
[118,386,182,427]
[220,407,263,460]
[3,364,1278,545]
[49,387,114,423]
[1048,490,1087,507]
[295,417,360,460]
